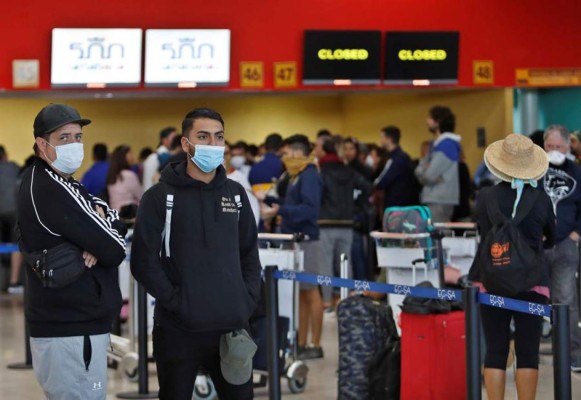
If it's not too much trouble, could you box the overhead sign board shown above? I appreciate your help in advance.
[145,29,230,87]
[51,28,142,88]
[303,30,381,85]
[384,31,460,85]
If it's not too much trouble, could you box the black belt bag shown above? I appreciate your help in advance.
[22,242,86,289]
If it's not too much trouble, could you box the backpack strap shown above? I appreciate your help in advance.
[160,182,175,258]
[485,186,540,226]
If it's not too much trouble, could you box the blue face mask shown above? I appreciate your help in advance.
[186,141,225,173]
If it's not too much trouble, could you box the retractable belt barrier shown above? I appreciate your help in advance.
[273,270,552,318]
[0,243,18,254]
[263,266,572,400]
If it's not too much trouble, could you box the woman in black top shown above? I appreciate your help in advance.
[469,134,555,400]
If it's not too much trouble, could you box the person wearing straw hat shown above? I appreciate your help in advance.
[540,124,581,373]
[468,133,555,400]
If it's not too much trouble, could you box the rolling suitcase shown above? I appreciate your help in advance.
[400,310,466,400]
[337,295,396,400]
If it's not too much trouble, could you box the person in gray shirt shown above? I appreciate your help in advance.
[415,106,461,223]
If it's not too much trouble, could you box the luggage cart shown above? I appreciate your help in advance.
[435,222,479,276]
[371,230,445,327]
[371,223,478,326]
[108,231,142,382]
[256,232,309,394]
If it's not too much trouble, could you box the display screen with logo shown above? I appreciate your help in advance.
[384,31,459,85]
[303,30,381,85]
[144,29,230,87]
[51,28,143,88]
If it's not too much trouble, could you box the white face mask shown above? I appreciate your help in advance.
[365,155,374,168]
[230,155,246,170]
[547,150,566,166]
[46,142,84,174]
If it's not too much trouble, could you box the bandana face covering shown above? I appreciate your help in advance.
[282,155,313,177]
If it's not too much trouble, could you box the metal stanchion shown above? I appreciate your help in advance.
[432,230,446,289]
[464,286,481,400]
[7,277,32,370]
[117,283,158,399]
[340,254,349,300]
[552,304,572,400]
[265,266,281,400]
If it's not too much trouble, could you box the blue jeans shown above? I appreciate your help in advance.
[546,237,581,358]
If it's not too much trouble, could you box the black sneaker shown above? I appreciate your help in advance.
[297,346,324,360]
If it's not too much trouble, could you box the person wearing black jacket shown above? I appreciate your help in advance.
[18,104,127,399]
[469,134,554,400]
[374,126,416,208]
[317,138,372,309]
[131,108,261,400]
[540,124,581,372]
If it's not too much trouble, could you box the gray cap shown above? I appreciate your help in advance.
[219,329,257,385]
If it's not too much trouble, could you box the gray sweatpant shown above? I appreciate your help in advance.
[30,333,110,400]
[546,237,581,359]
[426,204,455,223]
[318,227,353,302]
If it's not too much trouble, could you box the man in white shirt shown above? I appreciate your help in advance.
[142,127,177,191]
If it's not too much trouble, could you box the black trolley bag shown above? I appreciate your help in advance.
[336,251,393,400]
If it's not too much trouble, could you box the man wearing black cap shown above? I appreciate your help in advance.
[18,103,127,399]
[142,126,178,191]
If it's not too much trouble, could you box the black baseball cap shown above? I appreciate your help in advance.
[33,104,91,137]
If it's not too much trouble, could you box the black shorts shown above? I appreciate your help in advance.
[481,291,548,369]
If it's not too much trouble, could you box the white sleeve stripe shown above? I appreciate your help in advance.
[59,175,119,234]
[54,180,125,247]
[31,166,61,237]
[45,169,125,247]
[89,194,122,225]
[374,159,394,186]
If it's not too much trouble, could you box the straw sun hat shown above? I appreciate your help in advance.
[484,133,549,182]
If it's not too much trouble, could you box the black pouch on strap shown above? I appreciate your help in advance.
[21,241,86,289]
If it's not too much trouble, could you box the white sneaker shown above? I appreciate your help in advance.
[7,285,24,295]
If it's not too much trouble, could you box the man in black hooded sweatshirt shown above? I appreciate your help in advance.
[131,108,261,400]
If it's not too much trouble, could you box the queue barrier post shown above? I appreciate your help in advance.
[6,305,33,370]
[5,250,32,371]
[552,304,572,400]
[464,286,481,400]
[117,283,158,399]
[265,265,281,400]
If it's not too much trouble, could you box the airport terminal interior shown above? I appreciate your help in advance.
[2,0,581,399]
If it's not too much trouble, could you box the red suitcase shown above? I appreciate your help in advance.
[400,311,466,400]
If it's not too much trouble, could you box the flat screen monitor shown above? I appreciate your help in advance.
[303,30,381,85]
[384,31,460,85]
[144,29,230,87]
[51,28,143,88]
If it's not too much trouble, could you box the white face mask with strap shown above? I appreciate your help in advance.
[45,141,84,174]
[547,150,566,166]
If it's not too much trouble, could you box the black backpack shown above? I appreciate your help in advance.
[478,188,542,297]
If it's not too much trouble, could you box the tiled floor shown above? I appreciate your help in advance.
[1,293,580,399]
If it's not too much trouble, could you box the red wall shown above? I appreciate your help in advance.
[2,0,581,91]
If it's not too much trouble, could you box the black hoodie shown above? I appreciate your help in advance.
[131,161,261,333]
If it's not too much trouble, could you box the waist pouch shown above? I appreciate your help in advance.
[22,242,86,288]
